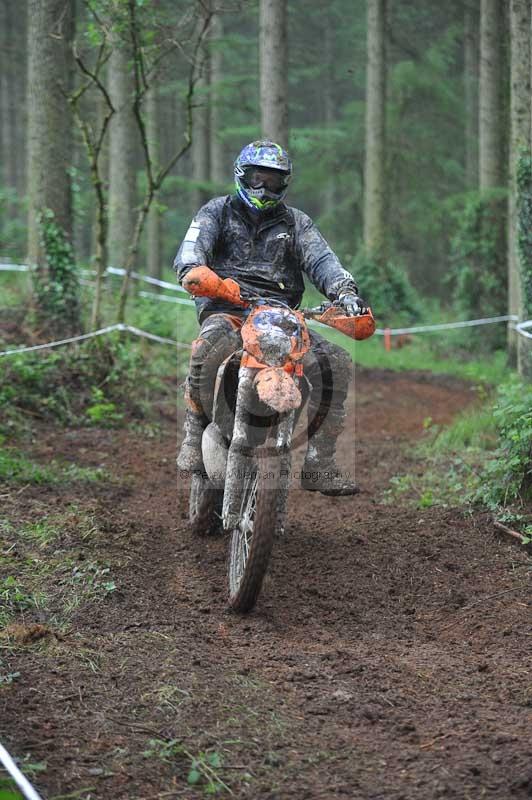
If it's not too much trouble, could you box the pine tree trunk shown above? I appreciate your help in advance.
[464,2,479,188]
[323,21,336,221]
[27,0,74,265]
[146,85,162,280]
[191,14,211,210]
[108,42,137,269]
[209,12,225,190]
[509,0,531,366]
[1,0,27,224]
[0,1,9,227]
[364,0,387,261]
[13,0,27,205]
[479,0,503,189]
[259,0,288,147]
[90,85,110,265]
[516,151,532,380]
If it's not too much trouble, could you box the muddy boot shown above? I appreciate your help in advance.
[300,416,359,496]
[177,409,207,473]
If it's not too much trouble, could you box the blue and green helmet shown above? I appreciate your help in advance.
[234,140,292,212]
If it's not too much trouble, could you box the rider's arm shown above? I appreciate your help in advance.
[293,210,358,300]
[173,198,223,283]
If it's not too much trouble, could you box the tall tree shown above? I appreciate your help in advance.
[464,1,479,188]
[363,0,387,260]
[146,85,162,279]
[26,0,80,337]
[508,0,531,365]
[191,10,211,210]
[90,84,111,285]
[259,0,288,146]
[1,0,27,218]
[108,32,137,268]
[116,0,213,322]
[0,0,11,227]
[27,0,75,265]
[209,12,225,189]
[479,0,504,190]
[322,19,337,221]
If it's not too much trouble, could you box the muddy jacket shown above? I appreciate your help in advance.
[173,195,357,321]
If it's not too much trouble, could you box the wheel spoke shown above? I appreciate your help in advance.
[227,451,280,612]
[230,469,258,591]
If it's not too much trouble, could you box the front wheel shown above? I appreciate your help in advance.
[228,454,281,613]
[189,472,222,536]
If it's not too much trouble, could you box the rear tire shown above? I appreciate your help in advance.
[189,472,222,536]
[228,453,281,613]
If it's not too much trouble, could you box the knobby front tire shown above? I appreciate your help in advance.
[189,472,222,536]
[228,453,281,613]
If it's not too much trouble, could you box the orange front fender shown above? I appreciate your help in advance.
[254,368,302,413]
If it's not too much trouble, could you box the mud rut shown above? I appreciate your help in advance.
[1,367,531,800]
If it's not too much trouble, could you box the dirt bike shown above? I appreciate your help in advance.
[181,266,375,613]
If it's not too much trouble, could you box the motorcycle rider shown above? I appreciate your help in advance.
[174,140,368,496]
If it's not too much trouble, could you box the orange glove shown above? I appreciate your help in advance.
[182,266,248,307]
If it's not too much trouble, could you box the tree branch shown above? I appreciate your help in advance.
[116,0,214,323]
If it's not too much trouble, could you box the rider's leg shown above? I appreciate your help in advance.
[300,330,358,496]
[178,314,242,472]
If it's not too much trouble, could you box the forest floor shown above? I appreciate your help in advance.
[1,366,531,800]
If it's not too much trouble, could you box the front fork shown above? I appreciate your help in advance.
[222,366,296,531]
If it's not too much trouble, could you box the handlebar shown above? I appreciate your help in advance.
[181,266,375,340]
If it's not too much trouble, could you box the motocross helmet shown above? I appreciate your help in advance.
[234,140,292,212]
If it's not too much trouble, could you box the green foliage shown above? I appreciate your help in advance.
[0,338,165,433]
[143,739,232,795]
[447,190,508,351]
[386,378,532,531]
[425,402,497,452]
[351,252,423,324]
[0,188,26,258]
[473,379,532,509]
[2,0,503,312]
[0,671,21,685]
[0,575,47,626]
[384,457,480,510]
[0,447,105,485]
[386,13,466,294]
[0,780,24,800]
[85,387,124,427]
[32,209,80,335]
[70,560,116,597]
[0,499,116,631]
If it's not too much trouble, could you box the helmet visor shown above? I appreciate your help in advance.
[242,166,290,193]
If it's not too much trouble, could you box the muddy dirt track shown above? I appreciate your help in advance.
[1,366,531,799]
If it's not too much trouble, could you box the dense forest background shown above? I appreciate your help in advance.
[0,0,531,377]
[1,9,531,792]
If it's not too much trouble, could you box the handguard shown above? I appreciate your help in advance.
[304,304,376,340]
[182,266,249,308]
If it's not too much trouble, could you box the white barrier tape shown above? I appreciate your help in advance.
[0,742,44,800]
[516,320,532,340]
[0,263,29,272]
[121,324,188,348]
[374,314,519,336]
[0,261,188,294]
[0,324,124,356]
[139,290,196,307]
[2,261,531,340]
[0,323,191,358]
[105,266,188,294]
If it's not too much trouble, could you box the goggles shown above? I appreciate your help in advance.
[242,166,291,194]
